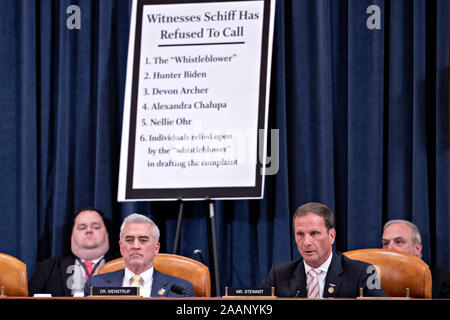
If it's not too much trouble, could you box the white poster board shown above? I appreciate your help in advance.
[118,0,275,201]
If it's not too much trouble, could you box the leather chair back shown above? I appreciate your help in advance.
[0,253,28,296]
[98,253,211,297]
[343,248,432,298]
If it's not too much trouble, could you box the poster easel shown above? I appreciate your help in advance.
[118,0,276,297]
[172,199,221,297]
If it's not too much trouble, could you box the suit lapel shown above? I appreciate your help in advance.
[150,270,170,297]
[292,260,308,297]
[61,255,76,296]
[106,270,125,286]
[323,252,343,298]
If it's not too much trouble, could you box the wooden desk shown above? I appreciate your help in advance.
[1,297,449,318]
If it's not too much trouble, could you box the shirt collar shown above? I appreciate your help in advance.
[304,251,333,274]
[124,266,154,284]
[80,256,104,265]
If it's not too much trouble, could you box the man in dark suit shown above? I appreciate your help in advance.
[263,202,386,298]
[382,220,450,298]
[84,213,193,297]
[28,207,118,296]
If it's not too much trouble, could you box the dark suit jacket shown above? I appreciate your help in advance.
[431,266,450,298]
[28,252,118,297]
[83,269,194,297]
[262,251,386,298]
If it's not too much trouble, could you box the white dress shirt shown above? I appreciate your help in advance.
[303,252,333,298]
[122,267,154,297]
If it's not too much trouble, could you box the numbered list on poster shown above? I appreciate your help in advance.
[132,1,265,189]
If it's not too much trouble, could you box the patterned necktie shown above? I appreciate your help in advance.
[130,274,143,287]
[84,261,94,281]
[307,269,321,298]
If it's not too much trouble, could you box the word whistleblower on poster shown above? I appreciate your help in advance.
[118,0,275,201]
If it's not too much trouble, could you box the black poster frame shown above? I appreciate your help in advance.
[121,0,274,201]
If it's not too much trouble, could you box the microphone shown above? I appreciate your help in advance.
[295,285,306,297]
[170,284,187,295]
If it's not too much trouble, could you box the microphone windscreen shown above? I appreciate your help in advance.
[170,284,186,295]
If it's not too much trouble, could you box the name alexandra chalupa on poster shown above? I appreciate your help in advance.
[118,0,275,201]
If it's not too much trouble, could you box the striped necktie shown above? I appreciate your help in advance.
[307,269,321,298]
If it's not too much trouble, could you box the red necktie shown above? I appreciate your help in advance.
[84,261,94,281]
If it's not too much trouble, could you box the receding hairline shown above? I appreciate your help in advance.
[292,202,335,231]
[120,213,160,242]
[383,219,422,244]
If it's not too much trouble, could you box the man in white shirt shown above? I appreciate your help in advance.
[263,202,386,298]
[84,213,194,297]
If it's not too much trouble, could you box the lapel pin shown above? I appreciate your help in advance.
[157,288,166,296]
[328,283,336,294]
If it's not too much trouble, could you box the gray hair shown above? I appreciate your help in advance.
[120,213,160,242]
[383,219,422,244]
